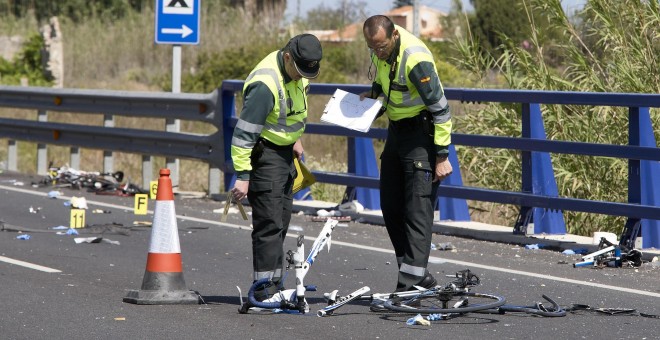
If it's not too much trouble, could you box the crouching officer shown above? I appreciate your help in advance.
[230,34,323,301]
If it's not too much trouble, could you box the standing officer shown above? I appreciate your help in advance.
[230,34,322,301]
[360,15,452,301]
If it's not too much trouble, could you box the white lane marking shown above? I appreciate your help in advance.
[128,214,660,299]
[2,184,659,298]
[0,256,61,273]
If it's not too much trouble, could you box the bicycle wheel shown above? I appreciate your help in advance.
[491,305,566,317]
[383,291,505,314]
[478,295,566,317]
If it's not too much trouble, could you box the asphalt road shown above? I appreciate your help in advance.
[1,170,659,340]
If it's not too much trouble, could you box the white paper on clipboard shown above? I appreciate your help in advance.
[320,89,382,133]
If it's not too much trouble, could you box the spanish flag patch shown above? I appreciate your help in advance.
[420,76,431,83]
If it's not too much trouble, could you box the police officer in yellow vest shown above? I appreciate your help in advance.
[360,15,453,304]
[230,34,322,301]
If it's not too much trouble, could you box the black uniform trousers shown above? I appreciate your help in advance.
[248,139,296,285]
[380,114,439,292]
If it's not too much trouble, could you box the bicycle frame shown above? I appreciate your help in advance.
[319,270,563,318]
[239,218,339,314]
[319,270,478,316]
[291,218,338,307]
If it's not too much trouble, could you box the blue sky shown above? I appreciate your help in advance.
[285,0,587,19]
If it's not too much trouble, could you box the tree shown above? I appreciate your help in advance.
[439,0,469,39]
[468,0,532,58]
[0,33,53,86]
[229,0,286,27]
[303,0,367,30]
[393,0,413,8]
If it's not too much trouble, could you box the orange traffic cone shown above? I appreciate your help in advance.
[123,169,199,305]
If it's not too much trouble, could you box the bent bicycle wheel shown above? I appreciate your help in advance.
[383,291,506,314]
[476,295,566,317]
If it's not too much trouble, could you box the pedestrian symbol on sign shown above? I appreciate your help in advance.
[164,0,193,15]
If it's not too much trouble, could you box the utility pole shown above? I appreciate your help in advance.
[412,0,420,37]
[296,0,300,19]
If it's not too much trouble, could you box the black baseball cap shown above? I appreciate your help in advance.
[288,34,322,79]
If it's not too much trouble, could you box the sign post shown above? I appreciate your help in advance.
[154,0,201,187]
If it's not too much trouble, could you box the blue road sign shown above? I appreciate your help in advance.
[155,0,201,45]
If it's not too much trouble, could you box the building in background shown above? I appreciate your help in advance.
[308,5,447,44]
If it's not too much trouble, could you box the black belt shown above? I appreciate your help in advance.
[389,113,425,129]
[258,138,294,150]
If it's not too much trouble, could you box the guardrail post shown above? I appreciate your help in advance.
[342,137,380,209]
[514,103,534,234]
[103,114,114,174]
[7,140,17,171]
[624,107,660,249]
[37,110,48,175]
[208,167,222,195]
[209,88,223,195]
[515,103,566,234]
[530,103,565,234]
[436,144,470,221]
[142,155,153,190]
[354,137,380,209]
[342,137,356,204]
[166,118,180,188]
[70,147,80,170]
[639,109,660,248]
[222,88,237,192]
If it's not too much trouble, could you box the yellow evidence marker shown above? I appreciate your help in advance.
[150,181,158,200]
[70,209,85,229]
[134,194,149,215]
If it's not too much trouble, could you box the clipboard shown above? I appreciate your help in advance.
[293,158,316,194]
[320,89,382,132]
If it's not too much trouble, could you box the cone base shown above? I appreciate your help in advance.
[123,289,200,305]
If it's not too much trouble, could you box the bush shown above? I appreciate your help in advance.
[0,33,52,86]
[179,43,278,93]
[451,0,660,236]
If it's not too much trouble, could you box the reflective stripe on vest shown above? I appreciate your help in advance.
[245,68,287,127]
[243,51,307,143]
[377,26,448,119]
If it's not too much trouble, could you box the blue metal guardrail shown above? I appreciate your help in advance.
[220,80,660,249]
[0,85,222,189]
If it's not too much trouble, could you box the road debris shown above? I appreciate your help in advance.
[407,314,430,326]
[74,237,120,245]
[48,190,62,198]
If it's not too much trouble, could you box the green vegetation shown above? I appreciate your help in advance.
[0,0,658,237]
[0,33,53,86]
[452,0,659,235]
[393,1,413,8]
[0,0,153,22]
[300,1,367,30]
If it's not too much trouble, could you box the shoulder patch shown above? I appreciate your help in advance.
[420,76,431,83]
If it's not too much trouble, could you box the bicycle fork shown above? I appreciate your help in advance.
[286,219,339,313]
[291,235,308,313]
